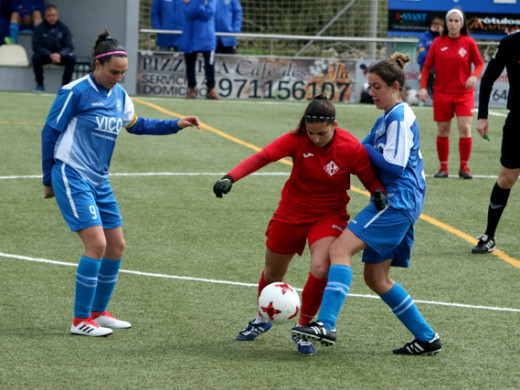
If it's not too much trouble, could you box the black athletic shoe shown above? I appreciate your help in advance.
[291,321,336,346]
[472,234,496,254]
[393,333,442,355]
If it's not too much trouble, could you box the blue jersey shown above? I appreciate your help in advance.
[45,74,135,187]
[364,102,426,223]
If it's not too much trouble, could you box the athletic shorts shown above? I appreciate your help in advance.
[347,203,414,268]
[501,110,520,169]
[51,161,123,232]
[433,90,474,122]
[265,213,348,256]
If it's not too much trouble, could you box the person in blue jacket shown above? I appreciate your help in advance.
[151,0,184,51]
[0,0,11,43]
[41,30,201,337]
[179,0,218,100]
[416,15,444,98]
[31,5,76,92]
[215,0,242,54]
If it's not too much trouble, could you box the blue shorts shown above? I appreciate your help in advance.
[51,161,123,232]
[347,203,415,268]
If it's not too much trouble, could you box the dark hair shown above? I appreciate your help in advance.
[367,52,410,101]
[294,94,336,135]
[442,8,470,36]
[45,4,57,12]
[91,30,127,66]
[427,14,445,27]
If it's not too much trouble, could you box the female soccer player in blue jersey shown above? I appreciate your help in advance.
[293,53,442,355]
[41,30,200,337]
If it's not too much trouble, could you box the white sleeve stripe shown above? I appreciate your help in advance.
[56,91,74,124]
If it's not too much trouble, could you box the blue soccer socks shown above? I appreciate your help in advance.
[74,255,102,318]
[91,258,122,313]
[381,282,435,342]
[317,264,353,330]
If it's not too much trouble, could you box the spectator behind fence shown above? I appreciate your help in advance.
[179,0,218,100]
[416,14,444,99]
[151,0,184,51]
[5,0,43,44]
[215,0,242,54]
[31,5,76,92]
[0,0,10,43]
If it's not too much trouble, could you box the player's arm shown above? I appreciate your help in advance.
[364,120,407,178]
[213,134,293,198]
[418,42,435,101]
[41,124,61,198]
[125,115,200,135]
[478,41,507,122]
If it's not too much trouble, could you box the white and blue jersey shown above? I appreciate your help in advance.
[363,102,426,223]
[45,74,135,187]
[41,74,182,231]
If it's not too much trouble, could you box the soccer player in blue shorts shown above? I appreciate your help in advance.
[41,30,200,337]
[293,53,442,355]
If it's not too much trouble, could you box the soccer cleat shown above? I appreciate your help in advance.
[186,88,196,99]
[459,166,472,179]
[235,320,272,341]
[206,88,219,100]
[91,311,132,329]
[433,167,448,178]
[291,321,336,346]
[291,333,316,356]
[472,234,496,254]
[393,333,442,355]
[34,85,45,92]
[71,318,113,337]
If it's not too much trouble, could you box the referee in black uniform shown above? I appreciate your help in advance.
[473,30,520,254]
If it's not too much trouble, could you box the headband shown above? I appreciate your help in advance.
[95,50,127,59]
[305,115,335,121]
[446,8,464,23]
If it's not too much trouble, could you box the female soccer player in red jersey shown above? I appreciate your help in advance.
[213,94,386,355]
[418,8,484,179]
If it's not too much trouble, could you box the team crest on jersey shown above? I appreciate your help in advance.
[458,48,467,58]
[376,124,385,137]
[324,160,340,176]
[116,99,122,112]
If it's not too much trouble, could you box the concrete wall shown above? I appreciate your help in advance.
[0,0,139,94]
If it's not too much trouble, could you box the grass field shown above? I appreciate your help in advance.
[1,91,519,389]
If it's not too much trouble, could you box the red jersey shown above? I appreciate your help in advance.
[421,34,484,94]
[227,128,384,224]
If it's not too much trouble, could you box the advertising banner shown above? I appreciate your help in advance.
[137,52,508,108]
[137,52,356,102]
[388,0,520,38]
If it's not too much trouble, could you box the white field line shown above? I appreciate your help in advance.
[1,251,519,313]
[0,171,500,180]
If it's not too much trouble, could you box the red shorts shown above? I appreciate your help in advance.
[265,214,349,256]
[433,91,474,122]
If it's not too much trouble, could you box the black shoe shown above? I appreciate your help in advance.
[433,168,448,178]
[472,234,496,254]
[393,333,442,355]
[291,321,336,346]
[459,166,472,179]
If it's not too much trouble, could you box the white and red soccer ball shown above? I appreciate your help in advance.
[258,282,300,324]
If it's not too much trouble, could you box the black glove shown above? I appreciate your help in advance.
[373,189,387,211]
[213,175,234,198]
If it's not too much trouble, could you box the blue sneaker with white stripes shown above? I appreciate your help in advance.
[235,320,272,341]
[291,333,316,356]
